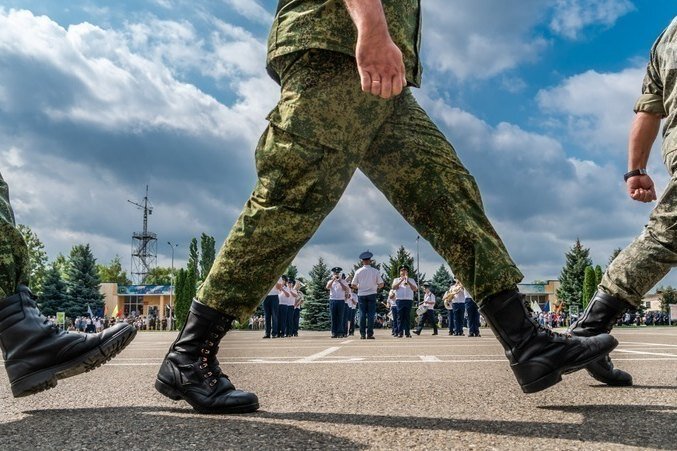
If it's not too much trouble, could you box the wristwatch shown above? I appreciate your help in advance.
[623,168,648,182]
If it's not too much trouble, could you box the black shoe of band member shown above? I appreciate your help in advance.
[0,285,137,398]
[568,290,633,386]
[479,289,618,394]
[155,300,259,414]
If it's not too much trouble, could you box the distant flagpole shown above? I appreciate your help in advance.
[416,235,420,304]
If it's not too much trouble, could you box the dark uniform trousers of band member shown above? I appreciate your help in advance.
[262,293,279,338]
[396,299,413,337]
[416,308,438,335]
[453,300,466,336]
[358,294,377,338]
[390,303,400,336]
[342,302,351,336]
[330,298,345,338]
[465,296,481,336]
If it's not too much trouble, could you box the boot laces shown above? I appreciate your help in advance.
[199,327,229,386]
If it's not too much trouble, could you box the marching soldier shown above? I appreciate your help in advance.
[414,283,437,335]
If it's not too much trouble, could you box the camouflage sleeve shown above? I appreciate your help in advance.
[634,32,666,117]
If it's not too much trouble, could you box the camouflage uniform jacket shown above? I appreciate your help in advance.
[267,0,422,87]
[635,16,677,158]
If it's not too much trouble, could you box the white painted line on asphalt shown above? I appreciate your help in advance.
[419,355,442,362]
[297,346,341,362]
[341,340,353,344]
[618,341,677,348]
[614,349,677,358]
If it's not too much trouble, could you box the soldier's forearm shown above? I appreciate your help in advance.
[343,0,389,39]
[628,112,661,170]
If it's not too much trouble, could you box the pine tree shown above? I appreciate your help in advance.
[188,237,199,279]
[17,224,48,295]
[658,286,677,313]
[300,257,331,330]
[174,268,190,328]
[286,264,298,280]
[39,262,68,316]
[582,266,597,309]
[53,253,68,279]
[556,239,592,311]
[594,265,603,287]
[430,265,454,309]
[64,244,104,319]
[97,255,132,285]
[199,233,216,281]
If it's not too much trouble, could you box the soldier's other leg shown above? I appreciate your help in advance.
[358,91,522,303]
[0,171,29,298]
[359,90,617,393]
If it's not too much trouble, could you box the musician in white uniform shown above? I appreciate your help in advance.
[450,280,467,336]
[387,289,399,336]
[414,282,438,335]
[351,251,384,339]
[326,267,349,338]
[392,265,417,338]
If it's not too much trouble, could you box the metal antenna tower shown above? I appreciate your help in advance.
[128,185,157,284]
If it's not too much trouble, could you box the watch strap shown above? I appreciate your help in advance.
[624,168,647,182]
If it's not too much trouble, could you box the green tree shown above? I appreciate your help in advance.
[430,264,454,309]
[17,224,48,295]
[556,239,592,311]
[380,246,425,310]
[53,253,68,279]
[199,233,216,281]
[174,268,190,328]
[38,262,68,316]
[144,266,174,285]
[659,286,677,313]
[188,238,199,278]
[97,255,132,285]
[608,248,622,267]
[301,257,331,330]
[64,244,104,318]
[582,266,597,309]
[286,264,298,280]
[594,265,603,287]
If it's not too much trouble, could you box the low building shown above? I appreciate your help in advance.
[100,283,174,318]
[518,280,561,312]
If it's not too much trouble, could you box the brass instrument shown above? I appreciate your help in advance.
[443,283,463,310]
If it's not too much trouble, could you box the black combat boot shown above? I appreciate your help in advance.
[569,291,633,386]
[155,300,259,414]
[480,289,618,393]
[0,285,137,397]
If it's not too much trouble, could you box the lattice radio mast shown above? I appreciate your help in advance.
[128,185,157,284]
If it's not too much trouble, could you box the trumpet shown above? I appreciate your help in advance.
[294,280,306,290]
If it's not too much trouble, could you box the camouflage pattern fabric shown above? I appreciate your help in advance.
[602,18,677,307]
[267,0,422,87]
[0,171,30,298]
[198,50,523,320]
[634,16,677,159]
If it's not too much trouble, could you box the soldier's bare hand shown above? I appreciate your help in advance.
[627,174,657,203]
[355,30,406,99]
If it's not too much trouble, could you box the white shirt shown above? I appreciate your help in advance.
[394,277,416,300]
[387,290,397,308]
[328,279,349,300]
[352,265,383,295]
[268,278,283,296]
[279,286,295,306]
[423,292,436,309]
[452,289,466,304]
[349,293,358,309]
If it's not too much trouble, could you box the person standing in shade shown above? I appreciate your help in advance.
[414,283,437,335]
[392,265,416,338]
[277,275,291,338]
[386,289,398,336]
[465,291,481,337]
[450,280,467,336]
[351,251,384,339]
[262,277,283,339]
[326,267,349,338]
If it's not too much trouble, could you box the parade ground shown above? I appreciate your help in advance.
[0,327,675,450]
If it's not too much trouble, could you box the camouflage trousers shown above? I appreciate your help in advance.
[601,147,677,307]
[198,50,523,320]
[0,170,30,298]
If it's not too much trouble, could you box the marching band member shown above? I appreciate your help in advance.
[351,251,384,339]
[277,275,291,337]
[443,282,462,335]
[465,290,481,337]
[327,267,349,338]
[292,280,305,337]
[387,289,399,337]
[263,276,283,339]
[286,278,299,337]
[393,265,416,338]
[450,280,467,336]
[414,283,437,335]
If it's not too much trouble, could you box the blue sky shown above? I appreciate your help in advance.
[0,1,675,290]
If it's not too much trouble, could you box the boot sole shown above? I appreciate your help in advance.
[154,378,260,414]
[518,341,619,394]
[10,324,138,398]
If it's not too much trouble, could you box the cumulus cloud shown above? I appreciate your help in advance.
[550,0,635,39]
[223,0,272,25]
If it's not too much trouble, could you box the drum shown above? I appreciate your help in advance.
[415,305,428,316]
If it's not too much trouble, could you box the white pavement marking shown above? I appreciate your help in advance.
[614,349,677,358]
[419,355,442,362]
[341,340,354,344]
[296,346,341,362]
[618,341,677,348]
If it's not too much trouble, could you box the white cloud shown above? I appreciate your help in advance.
[223,0,272,25]
[550,0,635,39]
